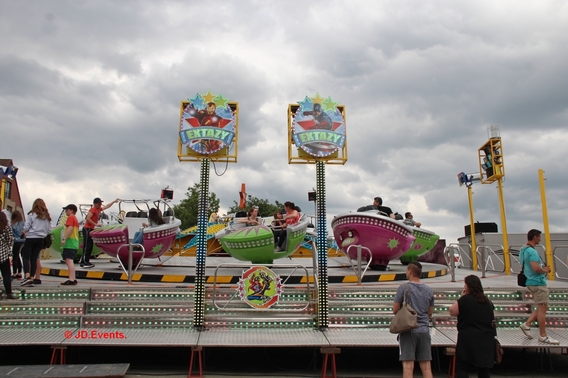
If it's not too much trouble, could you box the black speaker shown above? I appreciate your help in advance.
[161,189,174,200]
[465,222,498,236]
[308,191,316,201]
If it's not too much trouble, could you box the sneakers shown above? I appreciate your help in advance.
[539,336,559,345]
[20,278,34,287]
[6,293,17,300]
[33,279,42,285]
[81,262,95,268]
[520,323,533,339]
[61,280,78,286]
[274,246,281,252]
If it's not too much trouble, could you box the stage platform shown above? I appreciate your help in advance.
[3,260,568,378]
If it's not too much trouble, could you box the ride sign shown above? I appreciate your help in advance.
[179,91,236,155]
[292,93,346,157]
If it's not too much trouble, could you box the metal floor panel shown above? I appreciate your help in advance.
[198,328,329,347]
[436,327,568,348]
[323,328,398,347]
[0,363,130,378]
[0,328,72,345]
[61,328,200,346]
[323,327,455,347]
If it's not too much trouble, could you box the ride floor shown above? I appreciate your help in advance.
[38,254,448,284]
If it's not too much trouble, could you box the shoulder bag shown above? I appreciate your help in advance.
[390,284,419,334]
[43,233,53,249]
[517,247,527,287]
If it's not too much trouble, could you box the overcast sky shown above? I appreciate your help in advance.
[2,0,567,244]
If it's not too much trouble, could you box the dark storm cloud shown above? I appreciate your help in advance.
[2,0,567,242]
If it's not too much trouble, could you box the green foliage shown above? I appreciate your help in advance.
[173,183,220,230]
[227,195,283,218]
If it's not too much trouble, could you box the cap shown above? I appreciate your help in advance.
[63,204,78,212]
[93,197,103,204]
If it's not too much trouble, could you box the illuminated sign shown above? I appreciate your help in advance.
[179,91,236,155]
[292,93,346,157]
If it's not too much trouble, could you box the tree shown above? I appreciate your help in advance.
[227,195,283,218]
[173,183,220,230]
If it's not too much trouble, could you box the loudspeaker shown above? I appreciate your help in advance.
[161,189,174,200]
[465,222,498,237]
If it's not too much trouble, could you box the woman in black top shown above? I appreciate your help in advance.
[449,275,495,378]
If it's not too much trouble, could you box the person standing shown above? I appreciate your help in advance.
[393,261,434,378]
[80,197,118,268]
[519,229,559,344]
[20,198,51,287]
[0,198,10,226]
[0,211,16,299]
[61,204,79,285]
[10,210,25,279]
[449,275,495,378]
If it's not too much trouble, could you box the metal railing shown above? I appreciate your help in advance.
[211,263,313,313]
[345,244,372,284]
[444,243,471,282]
[475,244,505,276]
[553,245,568,281]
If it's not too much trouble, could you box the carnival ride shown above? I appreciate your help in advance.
[89,199,181,274]
[400,225,440,264]
[332,209,439,270]
[215,214,310,264]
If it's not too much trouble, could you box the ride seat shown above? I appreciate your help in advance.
[231,211,248,230]
[163,210,173,217]
[138,211,148,218]
[125,211,138,218]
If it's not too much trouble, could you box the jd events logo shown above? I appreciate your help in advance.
[64,330,126,339]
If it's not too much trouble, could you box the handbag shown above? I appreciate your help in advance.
[491,308,504,364]
[43,234,53,249]
[494,337,504,364]
[390,284,419,334]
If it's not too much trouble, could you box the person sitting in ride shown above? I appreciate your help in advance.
[271,211,286,247]
[403,212,421,227]
[209,212,219,223]
[275,201,301,252]
[132,208,165,246]
[236,206,262,226]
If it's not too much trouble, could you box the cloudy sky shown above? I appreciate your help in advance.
[2,0,567,244]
